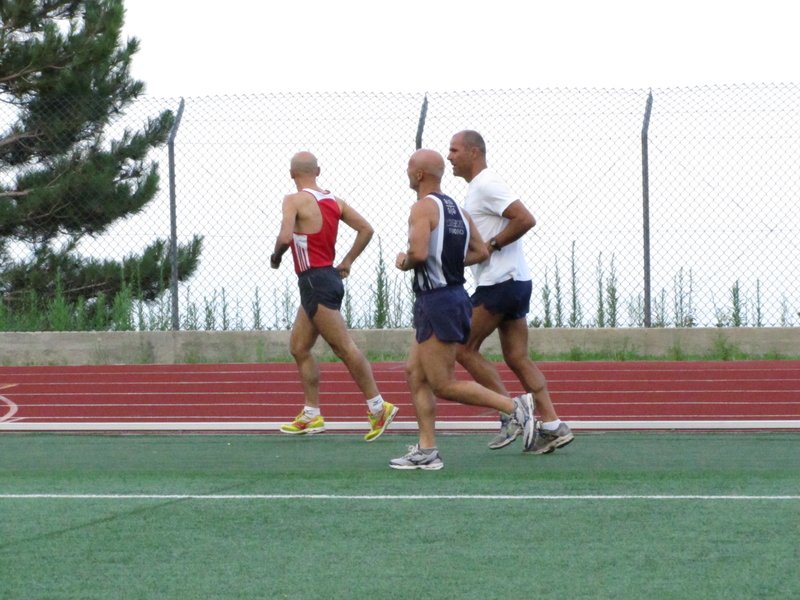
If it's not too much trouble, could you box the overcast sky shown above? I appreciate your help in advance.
[122,0,798,98]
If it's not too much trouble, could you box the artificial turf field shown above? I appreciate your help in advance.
[1,432,798,599]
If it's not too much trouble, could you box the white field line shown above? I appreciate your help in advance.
[0,494,798,500]
[1,420,799,431]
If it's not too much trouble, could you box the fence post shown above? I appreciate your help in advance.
[641,91,653,327]
[415,94,428,150]
[168,98,186,331]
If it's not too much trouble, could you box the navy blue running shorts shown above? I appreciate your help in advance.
[297,266,344,319]
[471,278,532,321]
[413,286,472,344]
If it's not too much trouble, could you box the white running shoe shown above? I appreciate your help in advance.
[389,444,444,470]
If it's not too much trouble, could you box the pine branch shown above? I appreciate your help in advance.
[0,1,82,33]
[0,189,30,197]
[0,130,40,148]
[0,1,204,320]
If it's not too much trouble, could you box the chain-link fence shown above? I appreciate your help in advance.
[2,84,799,330]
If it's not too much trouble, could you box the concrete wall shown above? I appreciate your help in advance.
[1,327,798,366]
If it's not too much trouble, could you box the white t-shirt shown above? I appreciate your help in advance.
[463,168,532,287]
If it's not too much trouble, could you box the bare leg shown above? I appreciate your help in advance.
[395,333,537,462]
[311,304,380,400]
[405,341,437,448]
[498,317,559,422]
[289,307,321,408]
[455,304,510,397]
[418,335,515,414]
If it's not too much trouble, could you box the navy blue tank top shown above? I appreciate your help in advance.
[412,193,470,295]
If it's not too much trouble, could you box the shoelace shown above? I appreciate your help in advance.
[403,445,434,461]
[538,427,558,440]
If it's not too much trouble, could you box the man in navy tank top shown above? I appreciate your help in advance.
[270,152,398,442]
[389,149,536,470]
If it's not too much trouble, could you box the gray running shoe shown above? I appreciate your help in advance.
[511,393,537,451]
[488,412,523,450]
[389,444,444,470]
[525,422,574,455]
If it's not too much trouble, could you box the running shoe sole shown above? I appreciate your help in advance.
[518,394,537,451]
[389,461,444,471]
[555,433,574,448]
[488,426,522,450]
[279,426,325,435]
[525,430,574,454]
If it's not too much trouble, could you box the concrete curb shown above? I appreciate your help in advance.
[1,328,798,366]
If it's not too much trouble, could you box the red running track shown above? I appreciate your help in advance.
[0,361,799,432]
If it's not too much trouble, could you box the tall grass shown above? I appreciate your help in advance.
[252,287,263,330]
[374,238,389,329]
[554,257,564,327]
[653,288,668,328]
[541,266,553,328]
[755,280,762,327]
[627,294,645,327]
[0,250,795,331]
[343,279,354,328]
[731,279,744,327]
[606,254,619,327]
[568,241,583,327]
[596,253,605,327]
[673,267,695,328]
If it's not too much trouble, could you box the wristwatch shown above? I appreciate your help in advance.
[489,237,501,251]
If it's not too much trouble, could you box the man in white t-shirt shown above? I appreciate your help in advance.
[447,130,573,455]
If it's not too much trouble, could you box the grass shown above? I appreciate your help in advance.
[1,432,798,599]
[362,343,799,365]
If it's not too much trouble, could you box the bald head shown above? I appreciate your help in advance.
[290,151,319,178]
[407,149,445,195]
[409,149,445,180]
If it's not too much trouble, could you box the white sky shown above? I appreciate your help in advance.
[123,0,799,98]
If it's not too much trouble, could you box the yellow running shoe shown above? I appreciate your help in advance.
[364,402,398,442]
[279,412,325,435]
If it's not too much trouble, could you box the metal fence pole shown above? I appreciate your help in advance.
[641,91,654,327]
[415,94,428,150]
[168,98,186,331]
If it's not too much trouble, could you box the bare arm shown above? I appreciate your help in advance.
[335,200,374,278]
[270,195,298,269]
[488,200,536,254]
[395,198,437,271]
[464,211,490,267]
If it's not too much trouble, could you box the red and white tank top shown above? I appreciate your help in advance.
[290,188,341,274]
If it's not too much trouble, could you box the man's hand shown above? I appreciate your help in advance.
[270,253,281,269]
[335,260,352,278]
[396,252,409,271]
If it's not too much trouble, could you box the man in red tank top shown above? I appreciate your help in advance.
[270,152,397,441]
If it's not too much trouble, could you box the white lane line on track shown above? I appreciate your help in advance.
[0,494,798,500]
[0,394,19,423]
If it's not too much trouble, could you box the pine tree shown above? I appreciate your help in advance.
[0,0,202,324]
